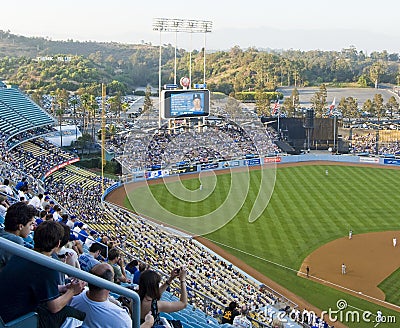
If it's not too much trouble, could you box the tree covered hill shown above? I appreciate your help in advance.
[0,30,399,96]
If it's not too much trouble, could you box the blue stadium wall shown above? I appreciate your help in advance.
[102,154,399,201]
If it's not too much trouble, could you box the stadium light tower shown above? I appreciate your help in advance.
[153,18,212,127]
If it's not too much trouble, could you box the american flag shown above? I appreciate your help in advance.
[271,100,280,115]
[328,97,336,116]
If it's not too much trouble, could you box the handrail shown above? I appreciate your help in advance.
[0,238,141,328]
[118,243,273,327]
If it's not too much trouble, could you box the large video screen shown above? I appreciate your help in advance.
[161,89,210,119]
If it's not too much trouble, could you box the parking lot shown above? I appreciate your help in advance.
[277,85,400,108]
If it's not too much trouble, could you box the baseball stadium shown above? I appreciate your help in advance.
[1,77,400,328]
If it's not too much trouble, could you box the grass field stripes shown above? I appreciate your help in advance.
[124,164,400,327]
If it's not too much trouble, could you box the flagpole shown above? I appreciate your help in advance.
[277,110,280,139]
[333,115,336,153]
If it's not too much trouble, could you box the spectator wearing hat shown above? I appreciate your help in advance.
[15,177,27,191]
[41,195,51,209]
[66,233,84,255]
[0,202,37,271]
[49,200,56,214]
[84,230,98,251]
[191,93,202,111]
[221,301,240,324]
[73,222,83,238]
[66,215,77,229]
[78,224,89,243]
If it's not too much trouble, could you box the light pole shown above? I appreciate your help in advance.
[152,18,213,127]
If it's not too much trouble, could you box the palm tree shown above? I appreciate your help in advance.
[70,95,79,141]
[88,95,98,141]
[56,108,64,148]
[79,93,90,135]
[121,102,129,122]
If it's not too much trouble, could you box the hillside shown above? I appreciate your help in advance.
[0,30,399,97]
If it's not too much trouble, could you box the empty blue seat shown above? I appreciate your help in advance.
[170,312,188,323]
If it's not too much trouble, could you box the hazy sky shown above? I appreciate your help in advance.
[2,0,399,53]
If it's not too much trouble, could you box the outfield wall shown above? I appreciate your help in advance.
[103,154,400,201]
[100,153,400,319]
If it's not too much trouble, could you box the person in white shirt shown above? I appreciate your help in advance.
[17,185,29,202]
[233,304,252,328]
[28,193,43,210]
[70,263,154,328]
[0,196,9,219]
[0,179,13,197]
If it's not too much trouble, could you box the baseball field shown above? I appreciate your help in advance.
[107,163,400,327]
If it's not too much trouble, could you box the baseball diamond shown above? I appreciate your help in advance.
[106,161,400,328]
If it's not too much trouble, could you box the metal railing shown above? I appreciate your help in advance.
[118,242,272,328]
[0,238,141,328]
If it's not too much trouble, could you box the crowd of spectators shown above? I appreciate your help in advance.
[107,115,280,173]
[0,134,300,327]
[0,101,337,328]
[345,132,400,156]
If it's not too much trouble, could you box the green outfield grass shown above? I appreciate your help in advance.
[124,165,400,327]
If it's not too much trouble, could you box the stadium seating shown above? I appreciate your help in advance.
[0,90,313,327]
[0,88,54,127]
